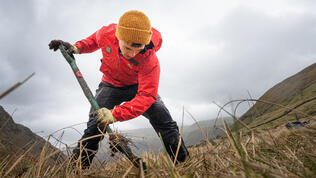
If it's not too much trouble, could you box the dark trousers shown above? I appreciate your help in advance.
[73,82,189,167]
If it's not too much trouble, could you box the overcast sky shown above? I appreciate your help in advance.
[0,0,315,145]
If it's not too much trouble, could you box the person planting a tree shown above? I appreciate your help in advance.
[49,10,189,168]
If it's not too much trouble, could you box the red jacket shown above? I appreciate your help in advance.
[74,24,162,121]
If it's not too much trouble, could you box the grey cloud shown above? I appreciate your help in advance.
[160,6,316,107]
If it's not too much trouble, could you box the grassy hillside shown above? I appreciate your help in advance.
[235,63,316,130]
[1,117,315,177]
[1,103,315,177]
[0,106,64,177]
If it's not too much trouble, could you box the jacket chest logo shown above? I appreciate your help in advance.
[106,46,111,54]
[127,63,133,69]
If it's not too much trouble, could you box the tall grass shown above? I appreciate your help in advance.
[1,120,315,177]
[1,98,315,177]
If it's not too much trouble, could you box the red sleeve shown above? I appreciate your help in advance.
[74,24,116,53]
[74,31,100,54]
[111,54,160,121]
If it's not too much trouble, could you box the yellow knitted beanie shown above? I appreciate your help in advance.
[116,10,152,45]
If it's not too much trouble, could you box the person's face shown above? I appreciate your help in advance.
[118,40,145,59]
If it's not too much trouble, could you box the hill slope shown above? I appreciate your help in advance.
[0,105,61,161]
[237,63,316,129]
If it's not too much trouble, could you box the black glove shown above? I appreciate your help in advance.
[48,40,79,54]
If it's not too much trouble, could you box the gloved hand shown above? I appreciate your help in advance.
[48,40,80,54]
[89,107,117,125]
